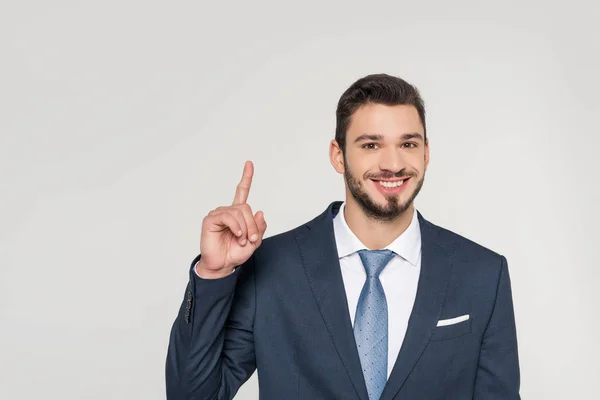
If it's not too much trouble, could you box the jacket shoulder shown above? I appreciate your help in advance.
[427,218,505,265]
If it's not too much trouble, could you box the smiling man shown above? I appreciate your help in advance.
[166,74,521,399]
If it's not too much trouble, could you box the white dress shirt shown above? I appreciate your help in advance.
[333,202,422,378]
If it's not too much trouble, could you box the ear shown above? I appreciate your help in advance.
[329,140,345,174]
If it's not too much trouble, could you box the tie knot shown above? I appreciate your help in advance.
[357,249,395,278]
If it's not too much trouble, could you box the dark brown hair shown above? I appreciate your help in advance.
[335,73,426,151]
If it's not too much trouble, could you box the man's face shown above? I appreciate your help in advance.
[331,103,429,222]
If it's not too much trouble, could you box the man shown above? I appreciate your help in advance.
[166,74,520,399]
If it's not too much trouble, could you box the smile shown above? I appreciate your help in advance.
[377,180,406,188]
[370,177,411,194]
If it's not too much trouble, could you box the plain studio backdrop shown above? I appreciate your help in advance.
[1,1,598,399]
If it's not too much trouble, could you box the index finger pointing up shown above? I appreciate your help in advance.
[233,160,254,205]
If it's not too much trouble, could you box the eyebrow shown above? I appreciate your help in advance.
[354,132,425,143]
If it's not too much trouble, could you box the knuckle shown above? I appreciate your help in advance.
[236,203,251,212]
[204,213,215,222]
[236,213,245,223]
[226,208,237,217]
[244,203,253,213]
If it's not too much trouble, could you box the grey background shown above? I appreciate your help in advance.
[1,1,598,399]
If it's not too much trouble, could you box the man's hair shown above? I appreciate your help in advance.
[335,73,427,152]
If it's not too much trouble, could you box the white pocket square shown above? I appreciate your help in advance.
[436,314,470,327]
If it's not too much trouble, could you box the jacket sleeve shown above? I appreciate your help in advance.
[473,255,521,399]
[166,253,257,400]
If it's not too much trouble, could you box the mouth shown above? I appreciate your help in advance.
[370,177,411,195]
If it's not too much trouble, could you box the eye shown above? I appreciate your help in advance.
[362,143,379,150]
[403,142,418,148]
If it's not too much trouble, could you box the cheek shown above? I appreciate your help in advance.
[347,156,376,175]
[407,154,426,172]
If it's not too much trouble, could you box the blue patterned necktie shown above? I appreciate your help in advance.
[354,249,395,400]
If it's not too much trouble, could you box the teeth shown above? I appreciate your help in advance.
[378,180,405,188]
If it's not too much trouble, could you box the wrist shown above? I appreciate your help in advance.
[195,261,235,279]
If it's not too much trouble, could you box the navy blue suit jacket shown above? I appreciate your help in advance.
[166,201,520,399]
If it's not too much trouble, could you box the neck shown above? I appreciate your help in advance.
[343,197,415,250]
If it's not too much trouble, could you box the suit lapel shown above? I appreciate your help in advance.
[380,211,455,400]
[294,201,369,400]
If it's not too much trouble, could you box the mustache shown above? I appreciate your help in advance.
[365,169,417,180]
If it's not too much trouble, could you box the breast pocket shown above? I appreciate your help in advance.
[430,317,472,341]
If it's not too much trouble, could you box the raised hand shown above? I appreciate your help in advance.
[196,161,267,278]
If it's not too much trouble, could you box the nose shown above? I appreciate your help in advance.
[378,146,404,173]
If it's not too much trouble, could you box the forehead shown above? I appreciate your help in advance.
[347,103,423,139]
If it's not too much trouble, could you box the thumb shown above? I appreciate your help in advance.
[254,211,267,235]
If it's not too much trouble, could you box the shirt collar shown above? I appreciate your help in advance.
[332,201,421,266]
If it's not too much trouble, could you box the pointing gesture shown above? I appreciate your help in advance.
[197,161,268,279]
[233,160,254,205]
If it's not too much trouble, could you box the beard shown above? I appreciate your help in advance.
[344,157,425,223]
